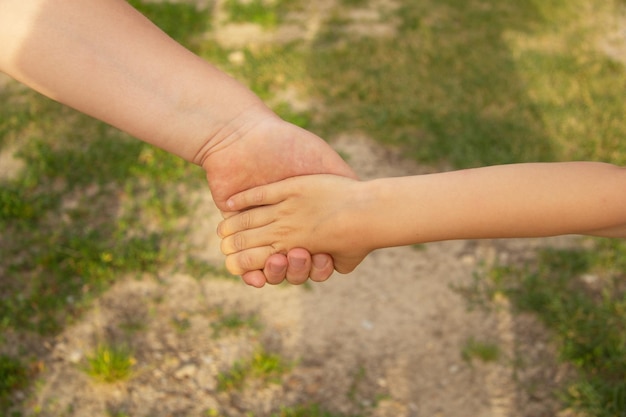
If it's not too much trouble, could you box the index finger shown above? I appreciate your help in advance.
[225,178,297,211]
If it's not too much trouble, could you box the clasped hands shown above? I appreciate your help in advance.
[202,116,358,288]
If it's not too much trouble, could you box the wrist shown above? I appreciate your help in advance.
[194,103,278,168]
[362,177,429,249]
[349,179,391,253]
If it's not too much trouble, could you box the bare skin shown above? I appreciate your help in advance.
[218,162,626,275]
[202,116,357,285]
[0,0,357,286]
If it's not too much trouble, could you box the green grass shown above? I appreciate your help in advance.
[217,349,291,391]
[199,42,315,127]
[0,69,204,334]
[481,239,626,416]
[85,344,136,383]
[128,0,212,50]
[171,312,192,333]
[306,0,626,167]
[461,338,501,364]
[271,405,362,417]
[0,355,28,407]
[223,0,300,29]
[107,411,131,417]
[211,309,263,338]
[0,0,208,406]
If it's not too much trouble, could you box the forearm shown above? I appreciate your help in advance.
[0,0,272,163]
[365,162,626,248]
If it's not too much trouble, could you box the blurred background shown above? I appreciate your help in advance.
[1,0,625,416]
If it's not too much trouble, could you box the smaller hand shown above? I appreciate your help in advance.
[218,175,372,279]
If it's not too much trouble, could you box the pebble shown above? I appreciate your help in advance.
[174,364,198,380]
[67,349,83,364]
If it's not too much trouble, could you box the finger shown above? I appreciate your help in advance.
[263,253,289,285]
[217,206,275,238]
[224,246,278,276]
[241,270,267,288]
[220,228,281,256]
[226,180,293,212]
[285,248,312,285]
[309,253,335,282]
[220,209,240,220]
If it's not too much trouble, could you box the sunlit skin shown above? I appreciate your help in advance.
[218,162,626,275]
[0,0,357,287]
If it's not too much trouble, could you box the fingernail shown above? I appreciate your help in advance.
[270,263,286,274]
[290,257,306,268]
[226,199,235,210]
[313,256,329,269]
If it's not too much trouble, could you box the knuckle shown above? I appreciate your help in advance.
[236,251,257,272]
[275,225,294,238]
[250,188,266,206]
[239,210,253,230]
[232,232,246,252]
